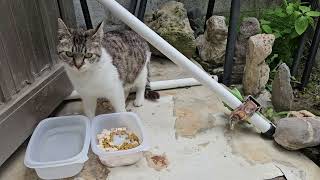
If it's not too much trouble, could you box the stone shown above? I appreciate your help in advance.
[271,63,294,111]
[274,117,320,150]
[243,34,275,95]
[288,110,316,118]
[145,1,196,58]
[256,89,272,109]
[232,17,261,84]
[195,16,228,68]
[187,7,205,37]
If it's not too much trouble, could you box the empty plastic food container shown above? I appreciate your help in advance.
[91,112,149,167]
[24,115,90,179]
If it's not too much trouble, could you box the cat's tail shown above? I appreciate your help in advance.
[144,52,160,101]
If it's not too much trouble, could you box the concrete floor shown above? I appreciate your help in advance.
[0,58,319,180]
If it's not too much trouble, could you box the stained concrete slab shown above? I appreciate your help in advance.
[1,87,319,180]
[0,58,319,180]
[107,92,320,180]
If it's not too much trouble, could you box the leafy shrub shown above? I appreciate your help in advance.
[260,0,320,71]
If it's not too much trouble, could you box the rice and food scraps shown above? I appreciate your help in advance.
[97,127,140,151]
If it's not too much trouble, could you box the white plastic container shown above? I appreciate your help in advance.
[91,112,149,167]
[24,115,90,179]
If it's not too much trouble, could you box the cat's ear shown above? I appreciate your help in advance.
[92,21,104,42]
[57,18,71,40]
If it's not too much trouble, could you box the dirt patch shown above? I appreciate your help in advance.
[65,150,109,180]
[293,63,320,116]
[227,128,274,165]
[144,152,169,171]
[174,106,216,138]
[173,87,228,138]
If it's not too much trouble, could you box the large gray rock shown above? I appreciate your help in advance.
[146,1,196,58]
[195,16,228,68]
[274,117,320,150]
[232,17,261,84]
[243,34,275,95]
[272,63,294,111]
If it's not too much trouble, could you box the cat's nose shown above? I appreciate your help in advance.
[75,64,82,69]
[73,56,84,69]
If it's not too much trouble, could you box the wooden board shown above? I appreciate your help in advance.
[9,0,37,82]
[0,0,77,166]
[37,0,61,65]
[0,65,73,166]
[0,38,16,102]
[0,0,31,91]
[22,0,52,77]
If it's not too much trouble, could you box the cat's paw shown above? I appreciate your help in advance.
[133,99,144,107]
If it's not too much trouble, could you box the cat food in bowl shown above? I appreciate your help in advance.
[97,127,140,152]
[91,112,149,167]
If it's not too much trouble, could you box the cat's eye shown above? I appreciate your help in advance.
[66,51,73,57]
[84,53,93,58]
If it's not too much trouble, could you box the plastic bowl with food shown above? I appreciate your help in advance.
[91,112,149,167]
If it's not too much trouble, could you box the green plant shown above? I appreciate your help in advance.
[262,107,289,122]
[224,88,288,122]
[260,0,320,70]
[230,88,244,101]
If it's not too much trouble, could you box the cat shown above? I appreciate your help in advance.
[57,18,159,118]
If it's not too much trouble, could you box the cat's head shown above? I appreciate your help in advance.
[57,18,104,72]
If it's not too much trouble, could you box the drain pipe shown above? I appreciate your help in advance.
[66,78,207,100]
[96,0,276,138]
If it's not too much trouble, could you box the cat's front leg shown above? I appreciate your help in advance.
[133,67,147,107]
[108,86,126,112]
[134,85,145,107]
[82,96,97,119]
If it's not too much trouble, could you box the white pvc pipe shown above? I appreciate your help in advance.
[151,76,218,90]
[97,0,272,133]
[151,78,200,90]
[66,78,203,100]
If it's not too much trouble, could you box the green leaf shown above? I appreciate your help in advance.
[289,31,299,39]
[260,19,271,25]
[295,16,309,35]
[230,88,244,101]
[275,111,289,117]
[266,84,273,92]
[276,12,287,17]
[274,8,287,17]
[282,28,292,34]
[286,5,294,15]
[308,16,315,28]
[306,11,320,17]
[293,10,302,17]
[262,25,272,34]
[299,6,311,13]
[274,31,282,38]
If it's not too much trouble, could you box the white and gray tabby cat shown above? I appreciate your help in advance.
[57,18,159,118]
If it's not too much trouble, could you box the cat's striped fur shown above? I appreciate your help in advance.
[57,19,159,118]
